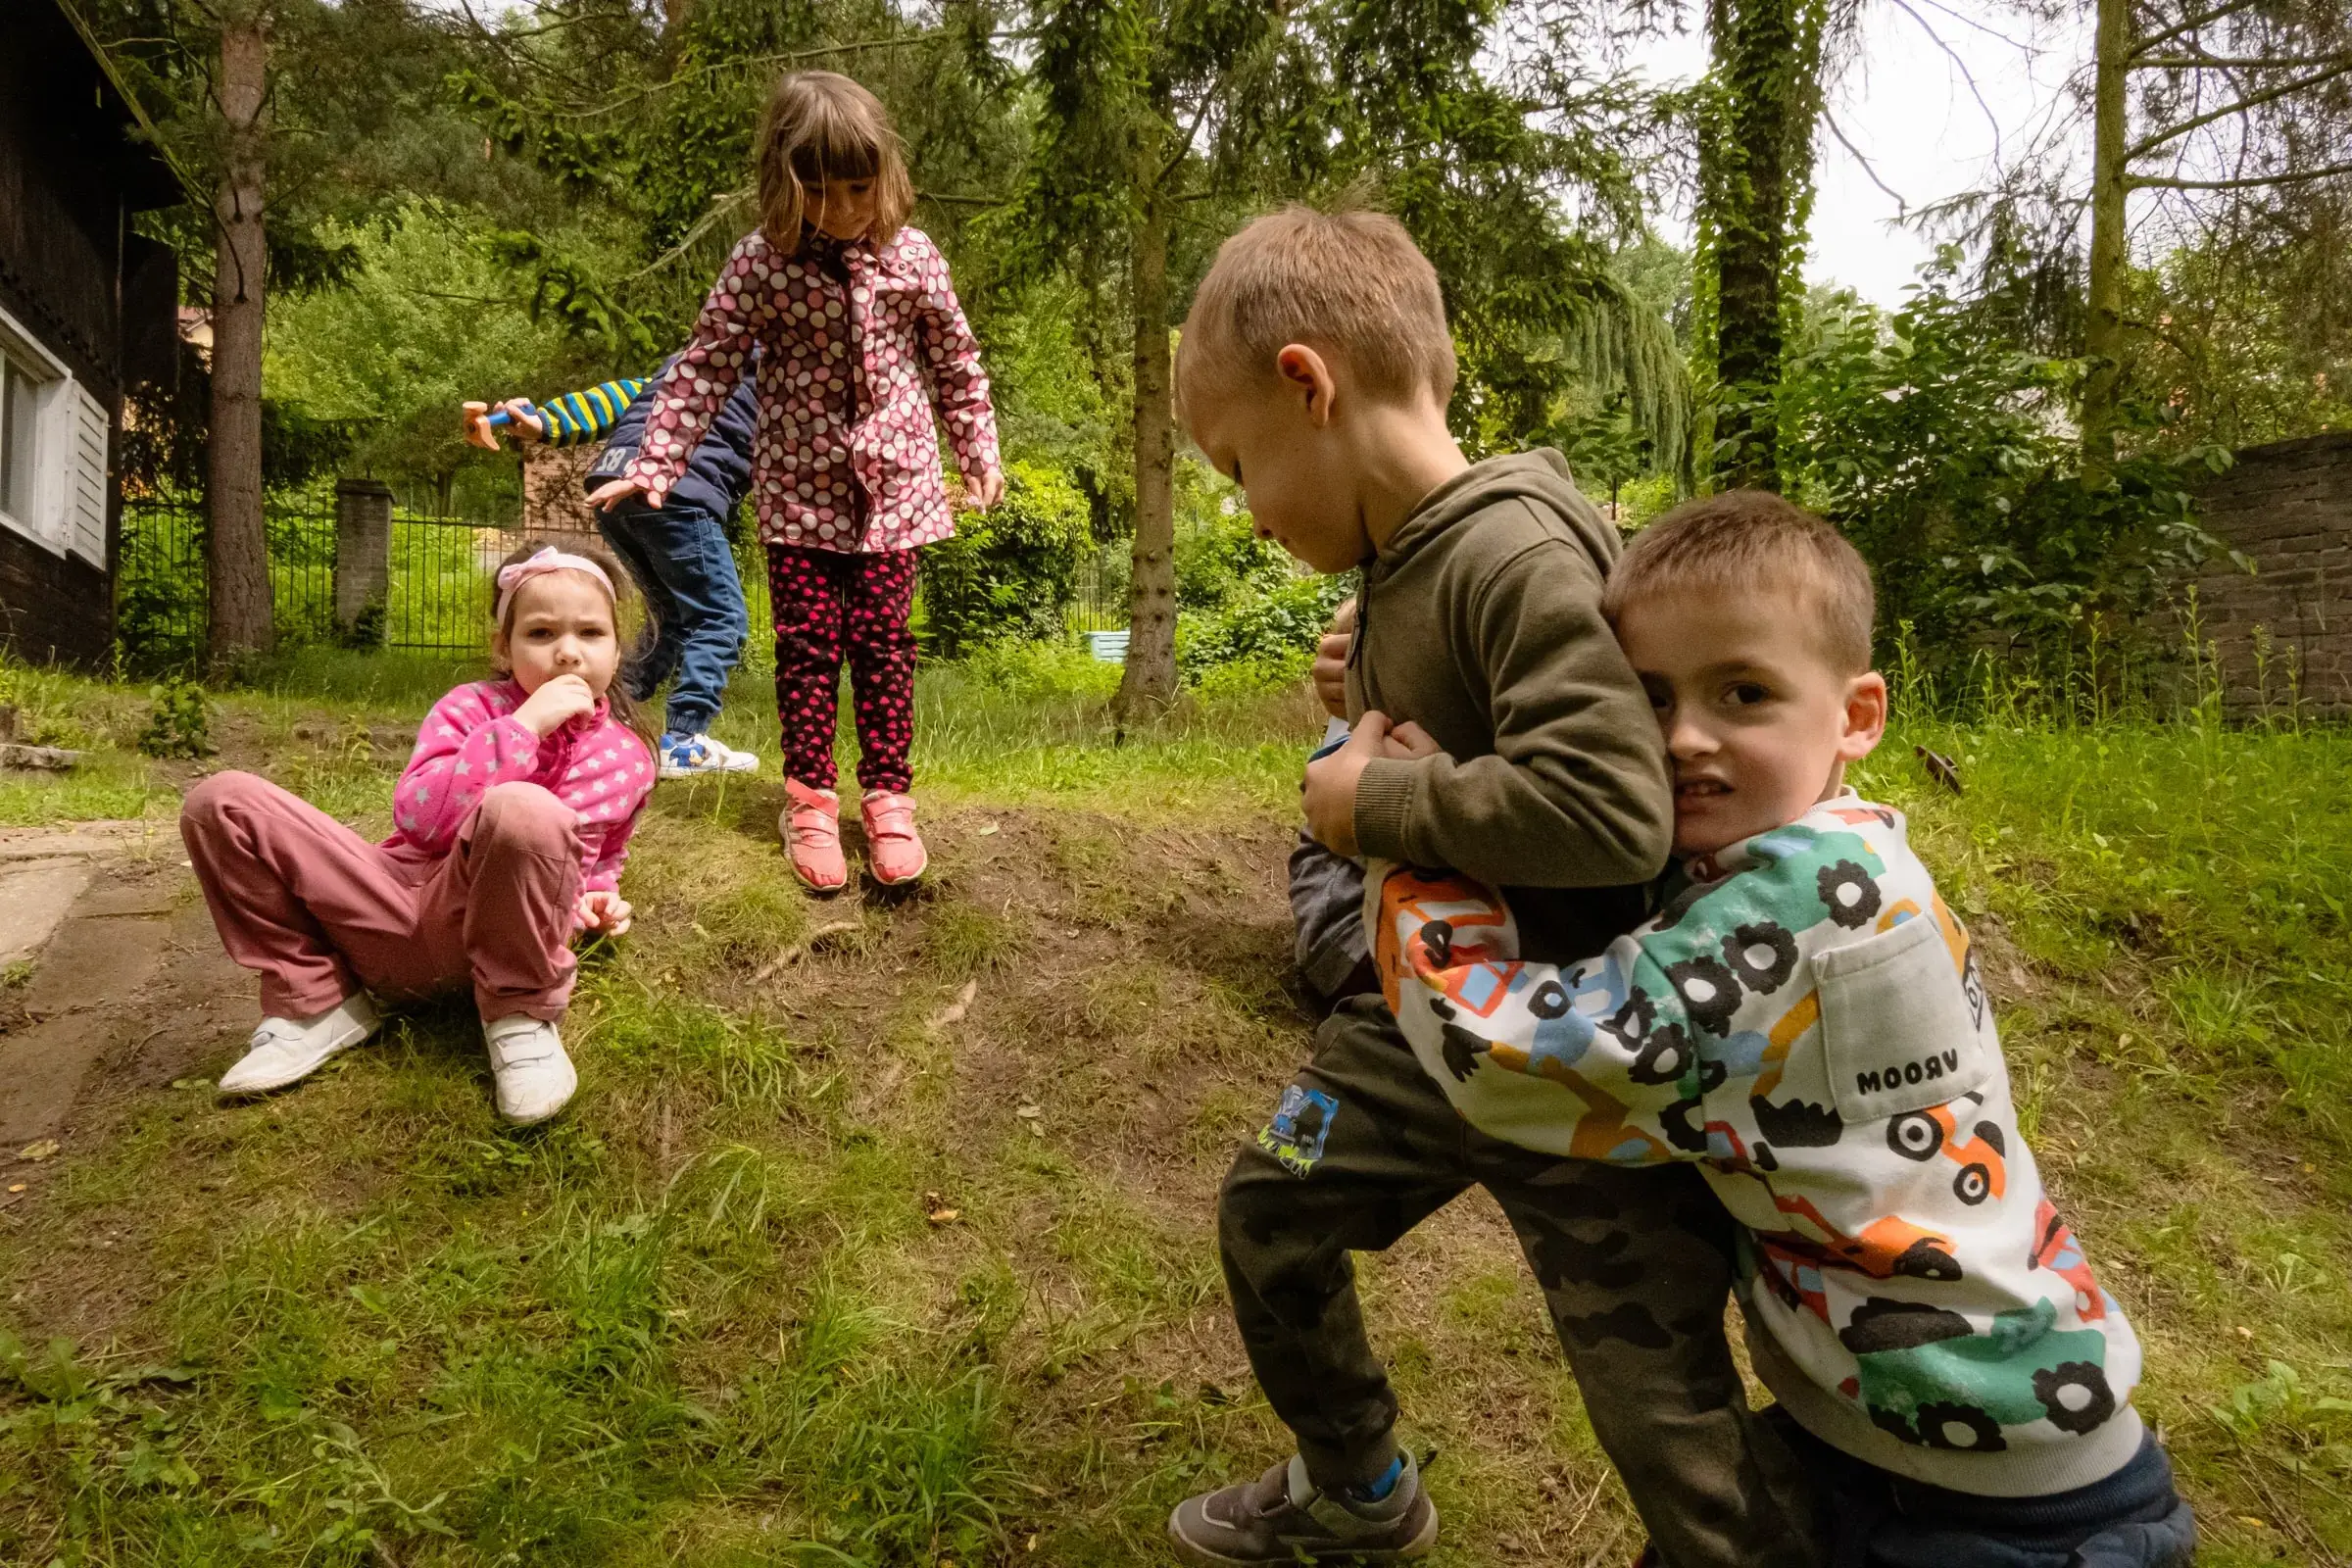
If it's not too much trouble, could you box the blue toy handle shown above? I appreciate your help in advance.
[483,400,537,430]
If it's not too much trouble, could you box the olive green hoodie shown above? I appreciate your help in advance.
[1345,449,1672,960]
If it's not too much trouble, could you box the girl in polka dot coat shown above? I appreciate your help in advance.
[598,71,1003,893]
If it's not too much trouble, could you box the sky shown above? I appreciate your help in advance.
[1629,0,2094,307]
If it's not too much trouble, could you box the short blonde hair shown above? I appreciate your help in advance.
[1603,490,1878,673]
[756,72,914,255]
[1176,207,1456,416]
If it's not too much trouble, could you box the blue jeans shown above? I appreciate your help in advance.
[596,497,749,738]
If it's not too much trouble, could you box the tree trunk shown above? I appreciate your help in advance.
[2081,0,2131,482]
[209,9,273,665]
[1114,195,1177,720]
[1704,0,1820,493]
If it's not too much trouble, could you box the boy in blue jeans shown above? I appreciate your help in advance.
[465,359,761,778]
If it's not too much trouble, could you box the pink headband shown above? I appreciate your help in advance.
[495,546,616,623]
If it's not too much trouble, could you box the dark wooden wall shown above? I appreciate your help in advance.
[2189,432,2352,716]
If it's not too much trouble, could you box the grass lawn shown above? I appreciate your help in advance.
[0,648,2347,1566]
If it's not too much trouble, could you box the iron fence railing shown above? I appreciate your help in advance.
[117,498,579,668]
[117,500,1137,672]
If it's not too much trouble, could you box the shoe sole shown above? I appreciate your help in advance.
[658,760,760,779]
[218,1015,378,1096]
[1165,1505,1439,1566]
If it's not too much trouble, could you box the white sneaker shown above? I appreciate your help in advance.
[483,1014,577,1125]
[658,731,761,778]
[219,995,381,1095]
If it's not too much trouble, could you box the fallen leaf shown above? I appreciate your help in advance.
[6,1183,24,1194]
[2236,1325,2254,1339]
[927,979,979,1032]
[691,922,711,939]
[17,1141,59,1162]
[2237,1516,2269,1530]
[976,822,1000,837]
[1015,1103,1043,1119]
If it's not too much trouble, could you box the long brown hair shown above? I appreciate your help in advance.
[755,71,914,255]
[489,538,661,752]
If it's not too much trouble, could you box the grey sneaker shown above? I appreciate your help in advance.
[1169,1452,1436,1565]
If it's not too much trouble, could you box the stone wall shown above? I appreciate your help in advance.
[2188,431,2352,715]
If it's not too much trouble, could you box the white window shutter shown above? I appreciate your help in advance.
[67,382,108,567]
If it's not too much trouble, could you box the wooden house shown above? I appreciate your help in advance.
[0,0,182,665]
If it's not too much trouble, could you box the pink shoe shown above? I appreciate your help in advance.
[782,779,848,893]
[860,790,928,886]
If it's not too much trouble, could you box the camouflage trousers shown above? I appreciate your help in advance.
[1219,995,1822,1568]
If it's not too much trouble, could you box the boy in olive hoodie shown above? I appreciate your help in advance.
[1165,207,1816,1568]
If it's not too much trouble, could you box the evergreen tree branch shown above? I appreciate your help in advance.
[2121,59,2352,163]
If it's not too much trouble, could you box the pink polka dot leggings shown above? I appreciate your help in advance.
[766,543,920,794]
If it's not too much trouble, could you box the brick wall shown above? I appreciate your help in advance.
[521,445,603,538]
[2188,432,2352,715]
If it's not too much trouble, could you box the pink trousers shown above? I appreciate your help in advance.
[180,770,581,1023]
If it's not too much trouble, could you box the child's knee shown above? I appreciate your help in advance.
[180,768,270,833]
[474,782,578,852]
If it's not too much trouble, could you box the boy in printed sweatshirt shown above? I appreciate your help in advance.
[1373,491,2195,1567]
[1167,208,1816,1568]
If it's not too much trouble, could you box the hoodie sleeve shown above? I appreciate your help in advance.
[1350,537,1673,889]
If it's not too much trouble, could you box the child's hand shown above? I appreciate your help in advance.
[962,468,1005,511]
[1303,710,1399,857]
[577,889,633,937]
[514,673,598,736]
[1380,720,1443,761]
[1312,599,1356,718]
[462,398,544,452]
[589,477,650,513]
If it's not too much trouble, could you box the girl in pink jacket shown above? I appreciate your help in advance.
[594,70,1003,894]
[181,543,658,1125]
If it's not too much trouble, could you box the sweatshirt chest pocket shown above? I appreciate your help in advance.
[1815,914,1990,1123]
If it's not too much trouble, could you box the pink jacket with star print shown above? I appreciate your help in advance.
[384,681,657,897]
[620,225,1001,554]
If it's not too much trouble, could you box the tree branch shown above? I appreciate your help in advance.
[2132,53,2352,71]
[1822,109,1909,212]
[2124,0,2267,63]
[1885,0,2004,161]
[2130,160,2352,191]
[2122,59,2352,163]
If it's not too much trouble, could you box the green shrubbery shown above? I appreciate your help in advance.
[920,462,1093,657]
[1172,511,1347,692]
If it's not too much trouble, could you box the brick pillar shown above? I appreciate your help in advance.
[334,477,393,644]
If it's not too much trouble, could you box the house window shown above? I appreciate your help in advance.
[0,305,110,566]
[0,347,42,524]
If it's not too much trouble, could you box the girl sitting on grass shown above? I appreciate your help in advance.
[180,542,658,1125]
[591,69,1003,893]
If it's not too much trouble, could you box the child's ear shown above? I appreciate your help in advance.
[1275,343,1337,427]
[1838,671,1889,762]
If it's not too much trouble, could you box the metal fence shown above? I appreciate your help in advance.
[117,498,557,668]
[117,499,1136,671]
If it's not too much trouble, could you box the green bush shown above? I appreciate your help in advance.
[1176,572,1351,691]
[1778,261,2233,686]
[1174,511,1292,611]
[921,462,1092,657]
[136,678,213,759]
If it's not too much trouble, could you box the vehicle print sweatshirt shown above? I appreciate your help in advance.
[384,680,656,904]
[1370,793,2145,1496]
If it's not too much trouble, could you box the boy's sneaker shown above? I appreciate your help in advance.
[1169,1452,1436,1565]
[659,732,761,779]
[218,995,380,1095]
[782,779,848,893]
[859,790,928,886]
[483,1014,577,1125]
